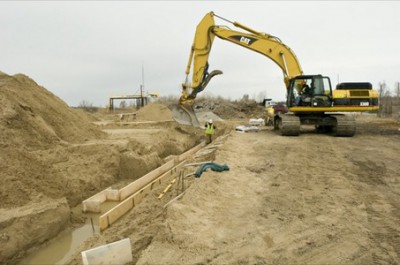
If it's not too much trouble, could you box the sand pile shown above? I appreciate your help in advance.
[0,72,109,208]
[0,72,121,263]
[0,71,207,264]
[194,97,265,120]
[135,103,173,121]
[0,72,105,149]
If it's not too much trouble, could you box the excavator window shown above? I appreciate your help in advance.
[289,75,333,107]
[313,77,331,96]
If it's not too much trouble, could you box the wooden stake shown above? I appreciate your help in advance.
[158,179,177,199]
[90,217,95,233]
[183,161,213,167]
[164,191,187,208]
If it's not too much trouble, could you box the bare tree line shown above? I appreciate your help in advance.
[378,81,400,118]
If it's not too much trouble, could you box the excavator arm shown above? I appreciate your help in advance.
[179,11,303,106]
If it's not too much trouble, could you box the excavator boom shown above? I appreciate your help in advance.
[178,12,303,104]
[173,11,303,126]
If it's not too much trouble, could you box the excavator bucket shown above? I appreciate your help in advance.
[171,103,201,128]
[171,70,223,128]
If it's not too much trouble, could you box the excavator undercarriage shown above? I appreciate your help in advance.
[274,113,356,137]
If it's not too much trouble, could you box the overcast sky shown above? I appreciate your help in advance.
[1,1,399,107]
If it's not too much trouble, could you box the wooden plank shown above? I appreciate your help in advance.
[118,141,205,201]
[118,120,174,125]
[119,159,175,200]
[99,160,187,231]
[100,191,146,231]
[99,197,133,231]
[98,142,207,231]
[98,214,108,232]
[106,197,134,225]
[106,189,120,201]
[184,161,212,167]
[178,142,206,162]
[158,178,177,199]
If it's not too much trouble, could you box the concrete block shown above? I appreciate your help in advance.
[82,187,119,213]
[81,238,132,265]
[82,199,102,213]
[106,189,120,201]
[82,187,110,213]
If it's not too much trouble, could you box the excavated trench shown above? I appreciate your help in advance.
[14,121,227,265]
[19,202,116,265]
[0,73,240,265]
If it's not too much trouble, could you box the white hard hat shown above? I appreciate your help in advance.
[208,119,213,123]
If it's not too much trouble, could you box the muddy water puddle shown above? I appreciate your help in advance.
[19,201,119,265]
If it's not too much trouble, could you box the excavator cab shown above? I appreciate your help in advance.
[287,75,333,108]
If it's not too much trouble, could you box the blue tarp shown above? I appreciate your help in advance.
[194,162,230,178]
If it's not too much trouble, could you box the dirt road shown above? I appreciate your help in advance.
[133,126,400,264]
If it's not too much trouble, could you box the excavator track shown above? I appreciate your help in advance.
[278,114,301,136]
[331,114,356,137]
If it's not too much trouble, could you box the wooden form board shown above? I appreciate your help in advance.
[99,160,186,231]
[93,141,206,231]
[178,142,206,162]
[118,141,205,201]
[119,159,175,201]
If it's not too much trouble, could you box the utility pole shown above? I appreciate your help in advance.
[140,85,144,107]
[141,63,145,107]
[378,81,386,117]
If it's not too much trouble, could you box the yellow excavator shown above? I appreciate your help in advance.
[172,11,379,136]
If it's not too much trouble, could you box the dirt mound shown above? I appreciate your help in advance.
[0,72,117,263]
[194,97,265,120]
[0,72,105,149]
[135,103,173,121]
[0,72,207,264]
[0,72,108,209]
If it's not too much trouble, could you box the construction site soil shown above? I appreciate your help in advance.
[1,72,399,265]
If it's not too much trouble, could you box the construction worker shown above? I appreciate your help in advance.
[301,80,312,96]
[294,80,312,106]
[204,119,216,144]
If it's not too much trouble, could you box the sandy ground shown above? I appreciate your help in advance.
[66,116,400,265]
[1,72,399,264]
[139,126,400,264]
